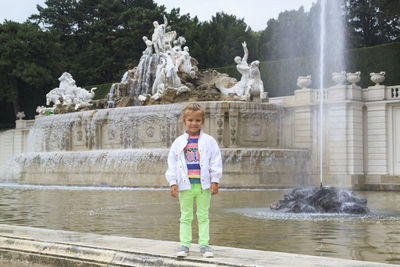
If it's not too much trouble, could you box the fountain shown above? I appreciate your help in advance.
[0,16,310,188]
[269,0,371,214]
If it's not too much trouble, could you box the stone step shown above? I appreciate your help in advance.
[0,224,395,267]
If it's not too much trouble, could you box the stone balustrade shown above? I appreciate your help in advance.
[388,86,400,100]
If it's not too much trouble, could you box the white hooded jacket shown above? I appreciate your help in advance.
[165,130,222,191]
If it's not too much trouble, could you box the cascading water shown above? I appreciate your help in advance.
[107,84,117,108]
[120,71,129,83]
[0,101,310,188]
[129,54,159,105]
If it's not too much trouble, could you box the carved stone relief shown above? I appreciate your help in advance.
[76,130,83,142]
[217,116,224,145]
[146,126,155,138]
[230,117,237,146]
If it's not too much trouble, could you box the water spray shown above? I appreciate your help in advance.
[319,0,327,188]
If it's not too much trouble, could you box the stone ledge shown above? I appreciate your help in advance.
[0,224,396,267]
[361,183,400,191]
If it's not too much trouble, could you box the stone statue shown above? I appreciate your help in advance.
[176,46,194,76]
[46,88,62,106]
[164,51,181,88]
[148,49,190,100]
[36,106,55,116]
[73,87,97,110]
[40,72,97,113]
[218,42,266,101]
[163,31,177,50]
[151,83,165,100]
[233,42,252,99]
[58,72,77,105]
[128,17,197,102]
[219,42,251,99]
[247,60,266,100]
[173,36,186,54]
[151,15,168,54]
[151,57,167,97]
[142,36,153,55]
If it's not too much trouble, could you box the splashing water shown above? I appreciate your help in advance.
[318,0,346,186]
[319,0,326,187]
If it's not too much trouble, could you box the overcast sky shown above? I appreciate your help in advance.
[0,0,316,31]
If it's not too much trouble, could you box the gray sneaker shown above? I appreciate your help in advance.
[200,245,213,258]
[176,245,189,257]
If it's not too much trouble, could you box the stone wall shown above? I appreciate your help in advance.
[270,82,400,190]
[0,120,33,169]
[0,102,311,188]
[26,102,282,152]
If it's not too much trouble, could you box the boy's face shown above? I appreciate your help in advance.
[183,111,204,136]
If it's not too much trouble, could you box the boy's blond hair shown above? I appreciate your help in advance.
[180,103,205,123]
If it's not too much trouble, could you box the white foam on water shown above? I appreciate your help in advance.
[0,148,169,183]
[227,207,400,223]
[0,183,168,191]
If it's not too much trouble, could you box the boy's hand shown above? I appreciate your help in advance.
[209,182,219,195]
[170,185,178,198]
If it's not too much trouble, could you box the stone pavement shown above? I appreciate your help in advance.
[0,224,395,266]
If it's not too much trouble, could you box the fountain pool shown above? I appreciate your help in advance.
[0,184,398,265]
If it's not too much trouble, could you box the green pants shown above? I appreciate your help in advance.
[179,183,211,247]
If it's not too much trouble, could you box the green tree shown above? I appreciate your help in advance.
[0,21,61,120]
[30,0,167,85]
[345,0,400,47]
[189,12,257,68]
[257,7,313,61]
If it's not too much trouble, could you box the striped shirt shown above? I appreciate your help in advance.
[184,136,201,184]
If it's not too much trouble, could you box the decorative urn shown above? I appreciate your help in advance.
[370,71,386,86]
[16,111,25,120]
[332,71,346,86]
[297,75,312,89]
[346,71,361,85]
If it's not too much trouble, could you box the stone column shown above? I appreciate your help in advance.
[228,102,239,148]
[294,107,314,148]
[293,88,317,149]
[323,101,364,188]
[320,80,364,187]
[0,118,33,168]
[346,102,364,177]
[364,102,388,184]
[391,106,400,175]
[14,119,27,154]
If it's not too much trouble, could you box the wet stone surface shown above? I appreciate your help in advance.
[271,186,369,214]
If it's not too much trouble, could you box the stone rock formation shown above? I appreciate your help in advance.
[270,186,369,214]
